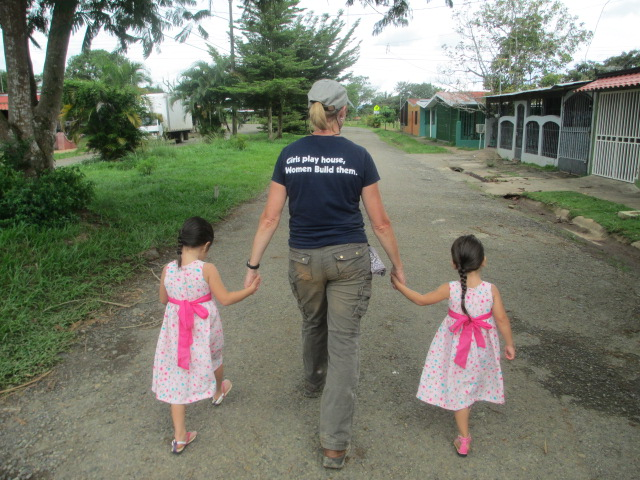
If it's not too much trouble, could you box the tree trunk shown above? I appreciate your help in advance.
[276,103,283,139]
[267,104,273,140]
[0,0,79,174]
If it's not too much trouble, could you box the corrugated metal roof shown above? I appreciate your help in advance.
[575,72,640,92]
[485,81,588,99]
[422,91,486,108]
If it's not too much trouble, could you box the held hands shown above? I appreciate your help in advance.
[504,345,516,360]
[390,267,406,290]
[247,273,261,294]
[244,268,261,290]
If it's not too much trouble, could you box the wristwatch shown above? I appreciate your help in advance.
[246,260,260,270]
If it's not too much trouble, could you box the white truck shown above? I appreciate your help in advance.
[141,93,193,143]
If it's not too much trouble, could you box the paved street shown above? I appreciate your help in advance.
[1,127,638,479]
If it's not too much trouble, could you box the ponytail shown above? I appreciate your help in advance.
[309,101,339,132]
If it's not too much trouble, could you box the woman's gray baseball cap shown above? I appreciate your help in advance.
[308,79,353,110]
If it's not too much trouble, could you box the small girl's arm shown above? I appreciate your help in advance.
[159,265,168,305]
[205,263,260,306]
[491,284,515,360]
[391,275,449,306]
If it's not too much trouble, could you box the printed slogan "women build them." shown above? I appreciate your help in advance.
[284,155,358,175]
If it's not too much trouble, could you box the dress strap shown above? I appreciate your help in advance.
[168,293,212,370]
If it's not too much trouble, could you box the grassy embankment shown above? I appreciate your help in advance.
[523,191,640,243]
[0,134,294,391]
[371,128,449,154]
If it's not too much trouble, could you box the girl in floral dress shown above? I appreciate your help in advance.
[152,217,260,454]
[391,235,515,456]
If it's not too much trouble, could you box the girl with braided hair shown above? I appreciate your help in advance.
[391,235,515,457]
[152,217,260,454]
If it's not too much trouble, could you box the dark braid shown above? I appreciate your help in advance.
[175,217,214,268]
[451,235,485,317]
[176,234,184,267]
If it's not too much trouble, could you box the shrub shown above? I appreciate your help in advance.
[136,157,158,175]
[227,135,248,151]
[365,115,381,128]
[0,136,31,171]
[62,80,146,161]
[0,166,94,227]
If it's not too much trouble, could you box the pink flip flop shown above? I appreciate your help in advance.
[212,379,232,406]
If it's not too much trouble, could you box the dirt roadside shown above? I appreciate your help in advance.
[2,127,639,479]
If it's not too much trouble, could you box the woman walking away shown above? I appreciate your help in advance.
[391,235,515,456]
[152,216,260,454]
[244,79,405,469]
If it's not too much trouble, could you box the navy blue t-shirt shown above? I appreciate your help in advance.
[272,135,380,249]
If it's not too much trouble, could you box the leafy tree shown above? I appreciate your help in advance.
[345,76,376,116]
[0,0,209,175]
[379,106,396,129]
[235,0,359,139]
[61,80,146,160]
[564,50,640,82]
[347,0,452,35]
[394,81,438,101]
[173,50,235,136]
[66,50,152,89]
[443,0,592,93]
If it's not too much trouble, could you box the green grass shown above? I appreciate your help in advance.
[522,191,640,243]
[520,161,559,172]
[372,129,449,154]
[0,134,295,390]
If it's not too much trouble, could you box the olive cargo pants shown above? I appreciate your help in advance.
[288,243,372,450]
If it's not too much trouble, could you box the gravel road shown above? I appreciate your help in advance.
[1,127,638,480]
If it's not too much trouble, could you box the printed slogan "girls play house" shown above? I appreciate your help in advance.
[285,155,358,175]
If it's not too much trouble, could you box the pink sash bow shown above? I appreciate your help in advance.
[448,309,493,369]
[168,293,212,370]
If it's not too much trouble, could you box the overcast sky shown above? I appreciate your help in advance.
[2,0,638,93]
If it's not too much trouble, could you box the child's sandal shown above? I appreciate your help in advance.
[171,431,197,454]
[454,435,471,457]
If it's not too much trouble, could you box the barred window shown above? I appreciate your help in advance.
[525,122,539,154]
[529,99,543,116]
[499,121,514,149]
[541,122,560,158]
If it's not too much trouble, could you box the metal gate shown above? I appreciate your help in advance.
[558,93,592,175]
[592,90,640,183]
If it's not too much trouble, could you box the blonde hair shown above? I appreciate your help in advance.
[309,102,340,132]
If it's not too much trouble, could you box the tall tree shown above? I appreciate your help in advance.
[235,1,359,139]
[442,0,592,93]
[66,50,152,89]
[173,50,235,135]
[394,81,438,100]
[0,0,209,175]
[345,76,376,114]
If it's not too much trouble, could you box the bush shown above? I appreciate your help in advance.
[0,136,31,171]
[62,80,146,161]
[365,115,381,128]
[0,166,94,227]
[227,135,248,151]
[136,157,158,175]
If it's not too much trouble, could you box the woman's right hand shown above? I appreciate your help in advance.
[390,265,406,289]
[244,268,260,289]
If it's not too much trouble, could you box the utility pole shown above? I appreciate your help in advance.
[229,0,238,135]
